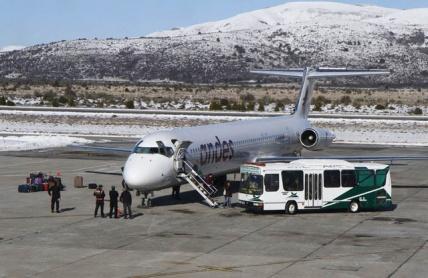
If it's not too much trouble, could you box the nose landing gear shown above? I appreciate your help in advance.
[137,191,153,208]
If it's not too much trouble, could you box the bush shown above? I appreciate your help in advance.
[125,100,135,109]
[339,95,352,106]
[52,99,59,107]
[258,101,265,112]
[209,101,222,111]
[6,100,15,106]
[412,107,423,115]
[375,104,385,110]
[0,96,6,105]
[58,96,68,104]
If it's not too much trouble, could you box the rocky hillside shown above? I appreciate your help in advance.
[1,1,427,86]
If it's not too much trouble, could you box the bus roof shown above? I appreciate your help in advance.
[242,159,388,172]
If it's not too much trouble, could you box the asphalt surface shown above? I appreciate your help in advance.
[0,144,427,278]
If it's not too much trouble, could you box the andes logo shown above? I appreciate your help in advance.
[200,136,234,165]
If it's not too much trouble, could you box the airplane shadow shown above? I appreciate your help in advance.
[151,190,206,207]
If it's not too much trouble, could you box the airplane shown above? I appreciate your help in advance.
[80,67,428,207]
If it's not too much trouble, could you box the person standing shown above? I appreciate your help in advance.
[94,185,105,218]
[109,186,119,218]
[48,176,61,213]
[172,185,180,199]
[224,181,232,208]
[120,188,132,219]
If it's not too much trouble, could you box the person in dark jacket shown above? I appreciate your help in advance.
[48,176,61,213]
[120,188,132,219]
[109,186,119,218]
[223,181,232,208]
[94,185,106,218]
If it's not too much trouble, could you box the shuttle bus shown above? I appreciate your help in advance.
[238,160,392,214]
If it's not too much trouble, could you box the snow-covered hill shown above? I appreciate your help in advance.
[0,1,427,85]
[150,2,400,37]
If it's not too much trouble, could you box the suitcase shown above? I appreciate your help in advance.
[88,183,97,189]
[43,183,49,191]
[18,184,30,193]
[37,184,44,192]
[74,176,84,188]
[30,184,38,192]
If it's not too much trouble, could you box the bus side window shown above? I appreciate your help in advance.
[282,171,303,191]
[342,170,357,187]
[324,170,340,188]
[264,174,280,192]
[357,169,376,186]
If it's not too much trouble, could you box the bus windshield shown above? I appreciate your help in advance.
[240,173,263,195]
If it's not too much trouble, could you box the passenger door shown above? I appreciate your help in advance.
[304,172,323,207]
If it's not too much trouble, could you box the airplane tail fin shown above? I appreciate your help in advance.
[251,67,389,118]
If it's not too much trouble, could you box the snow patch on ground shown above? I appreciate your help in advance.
[0,135,94,152]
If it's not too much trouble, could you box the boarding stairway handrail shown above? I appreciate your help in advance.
[177,160,218,207]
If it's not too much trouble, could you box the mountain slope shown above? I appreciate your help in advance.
[0,1,427,86]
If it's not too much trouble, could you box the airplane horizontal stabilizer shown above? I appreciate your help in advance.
[251,68,389,79]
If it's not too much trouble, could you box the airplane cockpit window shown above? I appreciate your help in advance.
[132,146,174,157]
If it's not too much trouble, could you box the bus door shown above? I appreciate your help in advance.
[304,172,323,207]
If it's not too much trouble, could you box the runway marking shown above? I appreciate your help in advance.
[265,187,426,278]
[388,241,428,277]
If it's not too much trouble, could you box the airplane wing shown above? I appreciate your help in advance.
[85,170,123,176]
[256,156,428,163]
[71,145,132,153]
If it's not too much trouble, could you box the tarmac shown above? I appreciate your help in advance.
[0,142,427,278]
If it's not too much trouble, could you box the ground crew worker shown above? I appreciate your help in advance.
[109,186,119,218]
[172,185,180,199]
[223,181,232,208]
[94,185,105,218]
[120,188,132,219]
[48,176,61,213]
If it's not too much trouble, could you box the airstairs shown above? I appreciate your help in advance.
[177,160,218,207]
[172,141,218,207]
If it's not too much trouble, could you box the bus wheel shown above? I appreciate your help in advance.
[349,200,360,213]
[285,202,297,215]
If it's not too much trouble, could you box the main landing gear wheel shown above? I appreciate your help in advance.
[285,201,297,215]
[349,200,360,213]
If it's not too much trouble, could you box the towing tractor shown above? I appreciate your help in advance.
[238,160,392,214]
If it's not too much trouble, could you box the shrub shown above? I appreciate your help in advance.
[339,95,352,106]
[412,107,423,115]
[258,101,265,112]
[209,101,222,111]
[0,96,6,105]
[125,100,135,109]
[52,99,59,107]
[6,100,15,106]
[375,104,385,110]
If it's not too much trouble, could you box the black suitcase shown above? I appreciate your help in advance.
[88,183,97,189]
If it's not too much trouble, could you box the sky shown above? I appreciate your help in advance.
[0,0,427,48]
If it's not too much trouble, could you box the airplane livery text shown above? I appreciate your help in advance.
[200,136,234,165]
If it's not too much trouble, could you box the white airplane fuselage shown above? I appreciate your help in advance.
[123,114,310,192]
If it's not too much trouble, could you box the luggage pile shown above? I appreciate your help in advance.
[18,172,64,193]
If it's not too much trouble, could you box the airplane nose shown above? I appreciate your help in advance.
[122,154,172,189]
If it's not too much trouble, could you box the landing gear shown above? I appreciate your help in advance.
[138,191,153,208]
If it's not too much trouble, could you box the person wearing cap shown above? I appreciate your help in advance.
[94,185,106,218]
[109,186,119,218]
